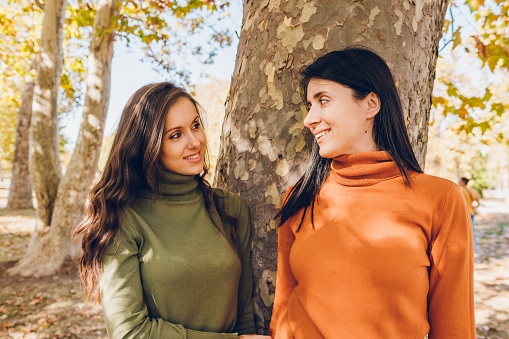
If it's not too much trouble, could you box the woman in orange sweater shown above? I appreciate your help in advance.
[269,47,475,339]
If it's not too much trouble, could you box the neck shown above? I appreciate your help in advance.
[330,151,402,187]
[143,168,202,201]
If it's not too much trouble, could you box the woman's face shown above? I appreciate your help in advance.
[304,78,379,158]
[159,98,206,175]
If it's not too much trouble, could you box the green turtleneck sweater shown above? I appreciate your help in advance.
[100,170,256,338]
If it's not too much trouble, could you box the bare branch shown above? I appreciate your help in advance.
[34,0,44,10]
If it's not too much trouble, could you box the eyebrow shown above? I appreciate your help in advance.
[306,91,328,105]
[165,115,200,135]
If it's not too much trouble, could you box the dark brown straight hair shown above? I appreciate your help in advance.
[277,47,423,230]
[72,82,239,302]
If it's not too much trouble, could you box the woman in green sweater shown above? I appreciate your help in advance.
[73,82,268,339]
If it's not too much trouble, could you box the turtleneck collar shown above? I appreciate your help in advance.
[142,169,202,201]
[330,151,401,187]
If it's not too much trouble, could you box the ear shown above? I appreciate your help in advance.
[365,92,380,119]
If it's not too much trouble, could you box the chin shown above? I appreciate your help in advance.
[318,149,335,159]
[188,164,205,176]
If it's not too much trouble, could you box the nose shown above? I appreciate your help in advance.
[187,133,201,149]
[303,106,320,129]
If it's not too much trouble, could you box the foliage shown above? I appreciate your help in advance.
[0,1,41,162]
[425,98,508,193]
[0,86,18,162]
[429,1,509,189]
[114,0,232,84]
[434,0,509,140]
[465,0,509,71]
[0,0,90,164]
[470,153,493,194]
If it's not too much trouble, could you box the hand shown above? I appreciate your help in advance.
[239,335,272,338]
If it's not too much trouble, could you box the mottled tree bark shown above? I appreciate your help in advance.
[7,0,68,277]
[29,0,67,228]
[215,0,449,333]
[7,63,36,209]
[8,0,121,276]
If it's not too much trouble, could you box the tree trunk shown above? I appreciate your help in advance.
[29,0,67,225]
[214,0,449,333]
[7,63,36,209]
[8,0,121,277]
[7,0,67,277]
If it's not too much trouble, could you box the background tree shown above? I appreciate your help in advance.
[0,1,42,208]
[6,61,36,209]
[1,0,89,209]
[7,0,122,276]
[215,0,450,333]
[22,0,68,266]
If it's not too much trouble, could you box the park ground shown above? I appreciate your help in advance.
[0,181,508,338]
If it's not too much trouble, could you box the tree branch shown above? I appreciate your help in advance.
[34,0,44,10]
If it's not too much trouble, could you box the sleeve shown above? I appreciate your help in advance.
[427,187,476,339]
[232,196,257,335]
[268,216,297,337]
[100,212,240,339]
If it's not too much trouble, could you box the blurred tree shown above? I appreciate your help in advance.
[1,2,40,208]
[215,0,450,332]
[6,61,35,209]
[8,0,122,277]
[1,0,89,208]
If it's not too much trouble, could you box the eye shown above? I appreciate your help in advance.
[169,132,181,140]
[319,97,329,105]
[192,122,201,130]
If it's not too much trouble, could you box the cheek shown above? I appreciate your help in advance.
[161,142,179,160]
[337,109,364,130]
[198,131,207,145]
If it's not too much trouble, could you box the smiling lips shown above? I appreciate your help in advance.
[314,130,330,142]
[184,152,201,162]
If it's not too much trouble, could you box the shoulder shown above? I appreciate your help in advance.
[117,206,146,238]
[103,206,143,255]
[213,188,248,218]
[410,172,465,207]
[470,187,480,198]
[411,172,461,194]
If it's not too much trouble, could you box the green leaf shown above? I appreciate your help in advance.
[479,121,491,134]
[465,0,485,12]
[491,103,505,117]
[482,88,492,102]
[452,26,462,50]
[446,83,458,97]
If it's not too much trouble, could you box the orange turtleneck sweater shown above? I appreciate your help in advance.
[269,152,475,339]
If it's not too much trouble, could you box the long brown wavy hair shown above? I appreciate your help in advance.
[72,82,239,302]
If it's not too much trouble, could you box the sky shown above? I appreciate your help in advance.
[61,0,243,146]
